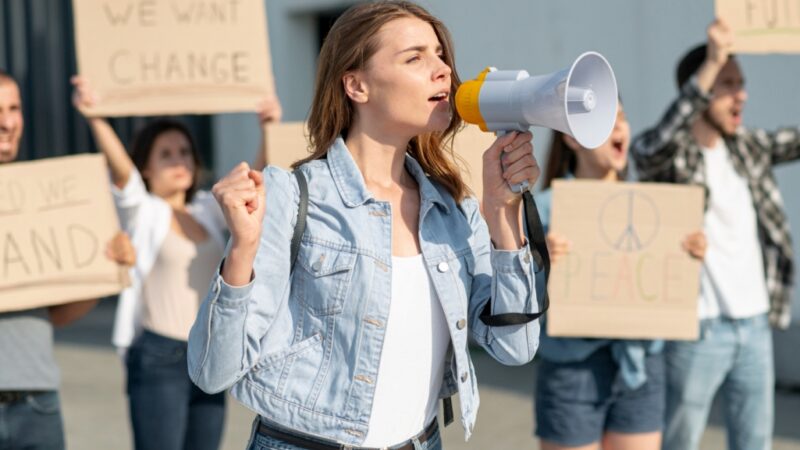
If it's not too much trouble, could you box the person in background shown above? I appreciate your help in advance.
[631,18,800,450]
[0,69,136,450]
[533,101,706,450]
[72,77,281,450]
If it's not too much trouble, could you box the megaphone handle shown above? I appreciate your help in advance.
[496,130,530,193]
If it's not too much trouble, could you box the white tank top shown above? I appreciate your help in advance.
[361,255,450,447]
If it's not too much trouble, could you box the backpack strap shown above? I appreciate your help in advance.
[290,170,309,270]
[478,190,550,326]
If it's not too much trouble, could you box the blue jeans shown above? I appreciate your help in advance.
[127,330,226,450]
[663,314,773,450]
[247,418,443,450]
[0,391,65,450]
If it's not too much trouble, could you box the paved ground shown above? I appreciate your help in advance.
[54,301,800,449]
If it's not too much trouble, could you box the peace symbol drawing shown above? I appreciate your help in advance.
[598,190,660,252]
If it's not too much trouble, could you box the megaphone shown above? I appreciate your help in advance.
[455,51,618,192]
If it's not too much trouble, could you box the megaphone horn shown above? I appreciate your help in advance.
[455,52,618,193]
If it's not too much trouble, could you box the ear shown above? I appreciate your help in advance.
[562,134,583,152]
[342,71,369,104]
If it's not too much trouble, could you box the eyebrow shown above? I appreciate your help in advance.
[396,44,443,55]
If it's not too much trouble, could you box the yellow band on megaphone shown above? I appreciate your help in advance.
[455,67,491,132]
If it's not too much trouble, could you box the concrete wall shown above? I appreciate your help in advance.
[212,0,800,383]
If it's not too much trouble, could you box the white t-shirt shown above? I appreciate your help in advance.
[698,139,769,319]
[361,255,449,447]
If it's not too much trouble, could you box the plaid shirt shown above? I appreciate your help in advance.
[631,78,800,329]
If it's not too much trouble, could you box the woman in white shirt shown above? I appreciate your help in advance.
[71,79,281,450]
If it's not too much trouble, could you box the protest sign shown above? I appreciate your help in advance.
[0,154,129,312]
[716,0,800,53]
[546,180,704,340]
[72,0,275,116]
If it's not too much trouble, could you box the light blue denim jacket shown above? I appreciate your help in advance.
[535,185,662,389]
[188,137,540,445]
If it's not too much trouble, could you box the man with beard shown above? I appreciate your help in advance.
[0,70,136,450]
[631,19,800,450]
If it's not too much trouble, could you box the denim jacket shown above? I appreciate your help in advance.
[188,137,540,445]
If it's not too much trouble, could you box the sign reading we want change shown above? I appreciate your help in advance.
[547,181,704,340]
[72,0,275,116]
[716,0,800,53]
[0,155,129,313]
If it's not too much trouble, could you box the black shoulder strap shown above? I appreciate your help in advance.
[290,170,309,270]
[478,190,550,326]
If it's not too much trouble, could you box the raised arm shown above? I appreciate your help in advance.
[71,76,134,189]
[188,165,299,393]
[631,19,732,179]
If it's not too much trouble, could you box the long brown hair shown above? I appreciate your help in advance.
[294,1,468,201]
[543,99,627,188]
[541,131,576,189]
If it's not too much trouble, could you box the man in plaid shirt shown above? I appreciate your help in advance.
[631,19,799,450]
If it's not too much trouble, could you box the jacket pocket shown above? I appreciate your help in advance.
[253,333,323,372]
[295,243,357,315]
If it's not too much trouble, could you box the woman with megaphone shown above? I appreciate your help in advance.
[187,1,543,449]
[533,102,707,450]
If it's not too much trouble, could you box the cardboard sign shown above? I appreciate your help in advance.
[72,0,275,116]
[0,155,129,312]
[546,180,704,340]
[716,0,800,53]
[264,122,497,196]
[263,122,312,170]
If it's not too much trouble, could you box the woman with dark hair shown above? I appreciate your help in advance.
[188,1,542,449]
[71,78,282,450]
[533,102,706,450]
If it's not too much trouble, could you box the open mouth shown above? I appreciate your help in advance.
[428,92,449,103]
[611,138,625,155]
[731,109,742,124]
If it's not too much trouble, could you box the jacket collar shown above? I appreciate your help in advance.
[327,136,450,213]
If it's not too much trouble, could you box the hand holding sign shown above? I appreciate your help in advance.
[546,232,572,265]
[707,19,735,67]
[106,232,136,267]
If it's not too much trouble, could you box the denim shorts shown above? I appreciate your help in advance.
[535,346,665,447]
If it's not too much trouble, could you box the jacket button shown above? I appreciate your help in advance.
[461,372,468,383]
[456,319,466,330]
[437,262,449,273]
[311,261,322,272]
